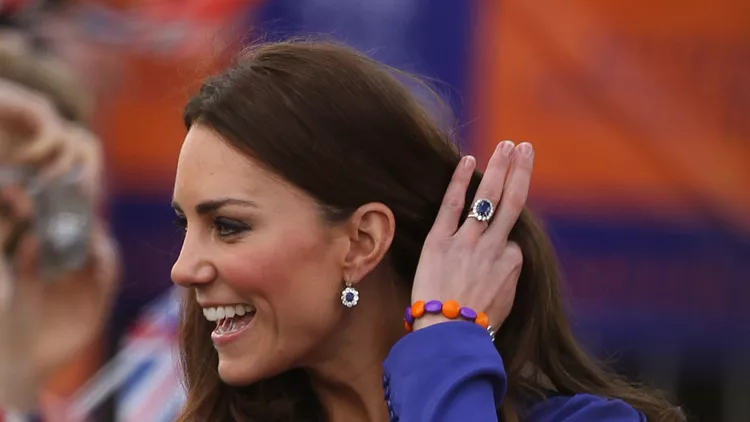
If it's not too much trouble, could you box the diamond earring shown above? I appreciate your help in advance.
[340,280,359,308]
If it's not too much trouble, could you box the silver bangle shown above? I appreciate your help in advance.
[487,325,497,342]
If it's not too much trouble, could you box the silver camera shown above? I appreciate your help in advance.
[0,166,92,278]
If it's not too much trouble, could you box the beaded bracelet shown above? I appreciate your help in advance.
[404,300,489,333]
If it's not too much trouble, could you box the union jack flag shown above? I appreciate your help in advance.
[114,288,184,422]
[66,288,185,422]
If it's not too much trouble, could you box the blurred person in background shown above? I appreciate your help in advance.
[0,21,120,418]
[171,40,685,422]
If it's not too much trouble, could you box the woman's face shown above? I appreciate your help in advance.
[171,125,351,385]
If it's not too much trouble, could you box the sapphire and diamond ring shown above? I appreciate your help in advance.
[467,198,495,222]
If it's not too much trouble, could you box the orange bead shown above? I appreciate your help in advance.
[475,312,489,329]
[442,300,460,319]
[404,320,413,332]
[411,300,426,318]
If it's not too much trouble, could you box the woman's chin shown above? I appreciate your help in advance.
[217,359,261,386]
[217,352,294,387]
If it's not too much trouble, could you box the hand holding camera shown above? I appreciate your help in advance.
[0,78,119,411]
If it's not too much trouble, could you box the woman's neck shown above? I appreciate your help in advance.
[304,274,409,422]
[306,356,390,422]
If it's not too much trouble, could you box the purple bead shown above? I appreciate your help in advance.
[404,307,415,325]
[424,300,443,314]
[459,307,478,322]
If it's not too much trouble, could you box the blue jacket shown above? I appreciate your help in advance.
[382,322,645,422]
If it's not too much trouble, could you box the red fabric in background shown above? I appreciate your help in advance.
[0,0,32,14]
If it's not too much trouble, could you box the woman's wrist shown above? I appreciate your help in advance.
[405,299,490,332]
[0,332,38,411]
[411,314,452,331]
[0,376,40,413]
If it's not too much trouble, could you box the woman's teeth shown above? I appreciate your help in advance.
[203,304,257,336]
[203,304,255,322]
[214,312,253,335]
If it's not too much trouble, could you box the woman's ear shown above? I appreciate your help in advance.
[341,202,395,283]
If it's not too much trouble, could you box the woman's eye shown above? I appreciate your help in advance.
[213,217,250,238]
[173,216,187,231]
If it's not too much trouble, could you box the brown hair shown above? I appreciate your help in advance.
[0,36,92,124]
[178,39,684,421]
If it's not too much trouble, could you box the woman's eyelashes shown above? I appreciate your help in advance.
[212,216,251,238]
[174,215,187,231]
[173,215,251,239]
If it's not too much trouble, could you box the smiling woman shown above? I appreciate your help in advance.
[172,124,362,388]
[169,40,684,422]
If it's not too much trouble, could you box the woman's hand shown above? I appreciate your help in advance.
[0,203,119,410]
[410,141,534,332]
[0,79,102,200]
[0,80,118,410]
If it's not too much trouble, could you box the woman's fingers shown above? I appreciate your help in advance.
[85,221,120,293]
[11,125,62,165]
[430,155,477,236]
[0,79,52,135]
[0,185,33,259]
[0,80,64,166]
[32,125,103,207]
[483,142,534,243]
[457,140,515,240]
[36,144,79,185]
[69,126,104,202]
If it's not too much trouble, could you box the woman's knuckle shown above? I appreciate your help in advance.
[504,242,523,266]
[424,233,450,252]
[505,189,526,209]
[443,194,463,211]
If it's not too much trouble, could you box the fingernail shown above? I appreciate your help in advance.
[501,140,515,156]
[463,155,475,168]
[518,142,533,157]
